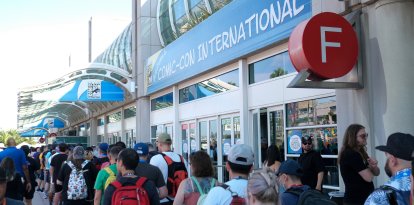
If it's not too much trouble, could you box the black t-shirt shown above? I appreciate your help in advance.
[298,150,325,189]
[50,153,68,183]
[135,162,166,188]
[58,160,98,201]
[103,176,160,205]
[6,173,24,200]
[340,148,374,204]
[26,156,40,185]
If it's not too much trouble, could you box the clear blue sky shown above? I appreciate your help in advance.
[0,0,131,130]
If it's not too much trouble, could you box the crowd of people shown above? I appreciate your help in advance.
[0,124,412,205]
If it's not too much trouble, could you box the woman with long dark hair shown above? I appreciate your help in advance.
[339,124,380,205]
[0,157,24,201]
[263,144,282,172]
[174,151,217,205]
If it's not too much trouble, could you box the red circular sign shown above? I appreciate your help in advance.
[289,12,358,80]
[39,137,45,143]
[49,133,57,138]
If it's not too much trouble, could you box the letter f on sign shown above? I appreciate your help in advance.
[320,26,342,63]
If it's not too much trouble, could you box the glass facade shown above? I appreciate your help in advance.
[285,96,339,189]
[123,106,136,119]
[248,51,296,84]
[97,118,104,126]
[151,92,173,111]
[179,69,239,103]
[158,0,176,45]
[107,111,122,123]
[172,0,190,35]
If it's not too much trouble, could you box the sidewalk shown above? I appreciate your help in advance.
[32,191,49,205]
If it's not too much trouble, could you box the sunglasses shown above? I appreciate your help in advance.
[302,142,312,145]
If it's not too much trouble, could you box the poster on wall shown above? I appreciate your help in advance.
[288,130,303,154]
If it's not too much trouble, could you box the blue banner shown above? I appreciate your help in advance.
[145,0,311,94]
[20,129,48,137]
[39,118,65,129]
[60,79,124,102]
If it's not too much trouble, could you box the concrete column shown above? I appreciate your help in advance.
[173,86,181,153]
[120,107,126,142]
[238,59,250,146]
[89,117,98,146]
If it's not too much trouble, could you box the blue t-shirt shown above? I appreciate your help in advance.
[280,185,310,205]
[0,147,27,176]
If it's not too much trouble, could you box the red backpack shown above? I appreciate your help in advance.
[161,153,188,197]
[219,184,246,205]
[111,177,150,205]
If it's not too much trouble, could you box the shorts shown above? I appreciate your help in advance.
[44,170,50,183]
[24,182,36,199]
[39,170,44,180]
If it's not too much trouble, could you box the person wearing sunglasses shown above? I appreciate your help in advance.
[297,135,325,191]
[339,124,380,205]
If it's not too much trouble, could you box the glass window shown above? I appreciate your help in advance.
[107,111,122,123]
[210,0,233,12]
[269,110,285,161]
[189,0,210,23]
[172,0,190,35]
[199,121,208,152]
[124,106,136,119]
[248,51,295,84]
[286,96,337,127]
[179,69,239,103]
[286,127,338,155]
[97,118,104,126]
[159,0,177,45]
[151,93,173,111]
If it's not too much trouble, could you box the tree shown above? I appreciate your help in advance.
[270,67,287,78]
[0,129,36,145]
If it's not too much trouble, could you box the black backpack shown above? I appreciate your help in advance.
[287,187,337,205]
[380,185,410,205]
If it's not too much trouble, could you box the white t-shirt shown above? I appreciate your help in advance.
[203,178,248,205]
[149,151,187,202]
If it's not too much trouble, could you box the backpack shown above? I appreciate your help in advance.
[67,161,89,200]
[111,177,150,205]
[219,184,246,205]
[185,177,216,205]
[95,157,109,170]
[161,153,188,197]
[103,167,116,190]
[286,187,337,205]
[380,185,410,205]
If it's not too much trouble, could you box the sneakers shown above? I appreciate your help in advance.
[42,192,48,199]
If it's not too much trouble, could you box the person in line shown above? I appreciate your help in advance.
[298,135,325,191]
[0,167,24,205]
[277,159,310,205]
[0,157,24,200]
[365,133,414,205]
[204,144,255,205]
[339,124,380,205]
[115,141,126,149]
[85,147,95,161]
[0,138,31,193]
[103,148,160,205]
[20,145,40,205]
[134,143,167,199]
[36,146,45,192]
[150,133,188,205]
[42,145,52,199]
[146,142,160,163]
[174,151,217,205]
[93,143,109,170]
[247,168,279,205]
[49,143,69,205]
[94,146,123,205]
[57,146,98,205]
[263,144,282,172]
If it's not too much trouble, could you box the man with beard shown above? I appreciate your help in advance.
[298,135,325,191]
[364,133,414,205]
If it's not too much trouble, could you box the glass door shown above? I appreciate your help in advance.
[268,107,285,162]
[220,114,239,182]
[181,121,195,168]
[198,118,220,180]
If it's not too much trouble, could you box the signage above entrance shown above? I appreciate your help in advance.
[145,0,312,94]
[288,12,358,80]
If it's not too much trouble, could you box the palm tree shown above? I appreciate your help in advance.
[270,67,287,78]
[0,129,36,145]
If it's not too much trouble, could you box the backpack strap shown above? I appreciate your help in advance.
[104,167,115,176]
[191,177,204,195]
[380,185,398,205]
[219,184,238,197]
[161,153,173,165]
[135,177,147,187]
[111,181,122,189]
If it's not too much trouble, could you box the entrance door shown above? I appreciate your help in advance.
[252,106,285,169]
[219,115,240,182]
[181,122,196,168]
[198,119,220,180]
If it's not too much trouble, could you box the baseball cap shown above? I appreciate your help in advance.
[134,143,149,155]
[227,144,254,166]
[0,167,6,182]
[376,132,414,161]
[301,135,312,143]
[157,133,172,144]
[277,159,303,177]
[99,143,109,152]
[73,146,85,160]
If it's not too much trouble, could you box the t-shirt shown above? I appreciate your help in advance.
[340,148,374,204]
[280,185,310,205]
[44,152,52,170]
[298,150,325,189]
[150,151,187,203]
[26,156,40,186]
[0,147,27,176]
[5,173,24,201]
[58,160,97,201]
[103,176,160,205]
[203,178,248,205]
[50,153,68,184]
[94,164,118,205]
[6,197,25,205]
[135,162,165,188]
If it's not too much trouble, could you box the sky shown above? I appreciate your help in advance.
[0,0,131,130]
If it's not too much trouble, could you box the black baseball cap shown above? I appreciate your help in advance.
[301,135,312,143]
[276,159,304,177]
[376,132,414,161]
